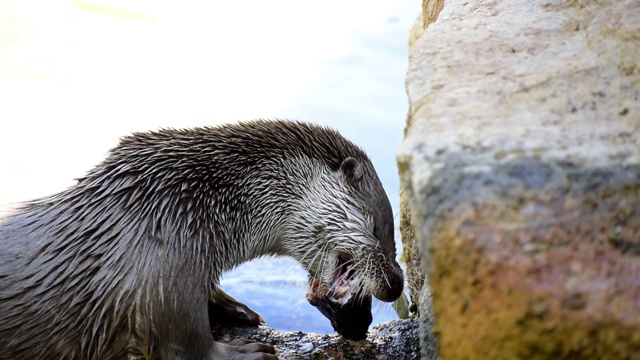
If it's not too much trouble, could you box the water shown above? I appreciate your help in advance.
[0,0,420,334]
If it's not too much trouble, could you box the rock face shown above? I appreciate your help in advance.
[398,0,640,359]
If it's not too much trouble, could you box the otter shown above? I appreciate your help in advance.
[0,119,404,359]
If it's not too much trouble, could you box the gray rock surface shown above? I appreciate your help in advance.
[398,0,639,358]
[212,319,420,360]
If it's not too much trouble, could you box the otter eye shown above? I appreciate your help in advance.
[373,224,380,239]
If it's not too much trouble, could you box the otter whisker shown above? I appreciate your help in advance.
[287,243,319,275]
[379,256,393,291]
[363,252,374,297]
[360,253,374,305]
[317,241,334,285]
[310,241,331,275]
[297,244,320,266]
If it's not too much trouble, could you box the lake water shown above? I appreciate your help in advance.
[0,0,420,333]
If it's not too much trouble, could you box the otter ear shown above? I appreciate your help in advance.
[340,157,364,185]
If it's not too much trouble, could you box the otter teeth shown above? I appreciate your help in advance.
[331,254,357,304]
[334,283,353,305]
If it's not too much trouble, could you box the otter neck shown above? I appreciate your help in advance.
[151,155,322,275]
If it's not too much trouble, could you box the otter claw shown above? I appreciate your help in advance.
[209,289,264,327]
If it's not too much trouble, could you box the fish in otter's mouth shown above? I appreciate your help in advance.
[306,279,372,341]
[305,253,373,341]
[303,247,404,341]
[326,253,358,304]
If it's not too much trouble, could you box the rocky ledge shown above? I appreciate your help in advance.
[212,319,420,360]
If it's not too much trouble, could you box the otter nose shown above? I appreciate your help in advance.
[375,266,404,302]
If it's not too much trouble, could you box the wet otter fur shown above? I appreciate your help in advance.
[0,119,403,359]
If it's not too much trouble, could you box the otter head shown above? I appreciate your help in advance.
[285,156,403,312]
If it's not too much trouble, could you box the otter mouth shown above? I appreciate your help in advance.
[308,253,358,306]
[306,253,372,340]
[332,253,357,304]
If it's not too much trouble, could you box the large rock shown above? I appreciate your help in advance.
[398,0,640,359]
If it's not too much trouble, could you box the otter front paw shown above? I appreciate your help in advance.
[212,339,279,360]
[209,289,266,327]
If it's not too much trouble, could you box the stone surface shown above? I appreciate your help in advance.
[400,186,424,312]
[400,149,439,360]
[398,0,640,359]
[211,319,420,360]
